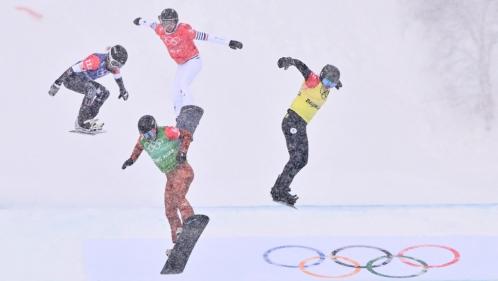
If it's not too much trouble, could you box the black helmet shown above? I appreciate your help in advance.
[319,64,340,84]
[109,45,128,66]
[159,8,178,22]
[138,115,157,134]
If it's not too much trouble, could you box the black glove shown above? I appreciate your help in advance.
[277,57,293,70]
[48,83,60,96]
[122,158,134,169]
[229,40,243,50]
[133,17,142,26]
[176,151,187,164]
[335,81,342,90]
[118,88,129,100]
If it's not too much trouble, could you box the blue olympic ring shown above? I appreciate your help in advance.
[263,245,326,268]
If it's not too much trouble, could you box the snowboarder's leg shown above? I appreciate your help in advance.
[171,70,183,117]
[271,111,308,205]
[176,162,195,223]
[165,173,182,243]
[179,57,202,109]
[76,81,109,129]
[280,122,309,186]
[171,57,202,116]
[62,72,90,94]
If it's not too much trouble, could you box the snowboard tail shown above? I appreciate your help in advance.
[176,105,204,135]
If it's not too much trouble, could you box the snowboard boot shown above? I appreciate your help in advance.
[176,227,183,240]
[166,227,183,256]
[166,248,173,257]
[271,186,299,207]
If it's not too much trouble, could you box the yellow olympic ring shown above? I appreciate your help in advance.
[298,255,361,279]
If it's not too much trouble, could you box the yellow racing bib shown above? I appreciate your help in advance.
[290,73,330,123]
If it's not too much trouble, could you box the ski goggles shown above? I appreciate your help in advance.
[322,78,337,89]
[108,55,122,68]
[143,129,157,140]
[159,19,177,31]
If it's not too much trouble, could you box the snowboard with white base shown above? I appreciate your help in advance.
[70,119,105,135]
[69,128,106,135]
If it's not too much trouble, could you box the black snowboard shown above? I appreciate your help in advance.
[273,198,298,209]
[175,105,204,135]
[160,214,209,274]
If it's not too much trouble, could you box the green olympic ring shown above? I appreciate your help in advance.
[366,255,429,278]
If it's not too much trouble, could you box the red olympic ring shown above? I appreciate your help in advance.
[299,255,361,279]
[398,244,460,268]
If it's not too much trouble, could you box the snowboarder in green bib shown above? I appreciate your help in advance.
[122,115,193,253]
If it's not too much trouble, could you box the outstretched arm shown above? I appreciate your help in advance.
[113,74,128,101]
[122,138,144,169]
[277,57,311,80]
[194,30,243,50]
[133,17,157,29]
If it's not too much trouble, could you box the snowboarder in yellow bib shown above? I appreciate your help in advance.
[271,57,342,207]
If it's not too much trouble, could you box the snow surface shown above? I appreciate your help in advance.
[2,206,498,281]
[1,0,498,280]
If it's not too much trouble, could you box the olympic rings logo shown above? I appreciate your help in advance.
[263,244,460,279]
[143,138,164,152]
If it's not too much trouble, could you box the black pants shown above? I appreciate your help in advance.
[63,72,110,128]
[273,109,308,193]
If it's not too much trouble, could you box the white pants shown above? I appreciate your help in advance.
[171,56,203,116]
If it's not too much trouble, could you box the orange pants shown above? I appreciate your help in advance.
[164,162,194,243]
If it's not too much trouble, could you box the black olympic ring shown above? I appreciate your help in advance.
[263,245,326,268]
[331,245,393,268]
[264,244,460,279]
